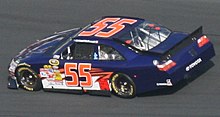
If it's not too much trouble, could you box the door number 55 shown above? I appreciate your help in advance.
[64,63,92,87]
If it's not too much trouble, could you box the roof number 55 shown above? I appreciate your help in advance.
[78,18,137,38]
[65,63,92,87]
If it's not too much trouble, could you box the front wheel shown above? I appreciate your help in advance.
[16,67,42,91]
[111,73,136,98]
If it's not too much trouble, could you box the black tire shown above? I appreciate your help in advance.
[16,67,42,91]
[111,73,136,98]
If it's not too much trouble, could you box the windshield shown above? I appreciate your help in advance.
[119,21,171,51]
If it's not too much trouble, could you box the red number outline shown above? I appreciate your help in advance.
[65,63,78,86]
[78,18,137,38]
[95,18,137,38]
[78,63,92,87]
[64,63,92,87]
[79,18,120,37]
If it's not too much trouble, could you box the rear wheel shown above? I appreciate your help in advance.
[16,67,42,91]
[111,73,136,98]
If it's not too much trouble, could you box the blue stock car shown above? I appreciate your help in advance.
[8,16,215,98]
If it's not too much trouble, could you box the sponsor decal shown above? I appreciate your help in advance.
[74,39,98,44]
[9,59,18,73]
[40,68,54,78]
[186,58,202,71]
[40,65,65,81]
[156,79,173,86]
[47,80,64,86]
[49,59,59,66]
[43,65,52,69]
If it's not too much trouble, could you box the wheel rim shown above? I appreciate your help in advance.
[112,75,134,97]
[19,70,36,87]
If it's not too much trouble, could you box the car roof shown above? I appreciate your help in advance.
[75,16,145,40]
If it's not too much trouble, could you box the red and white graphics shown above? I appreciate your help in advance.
[41,63,113,91]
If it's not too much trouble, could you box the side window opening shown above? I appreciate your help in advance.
[61,43,124,61]
[61,43,95,60]
[61,46,71,60]
[74,43,95,60]
[98,45,124,61]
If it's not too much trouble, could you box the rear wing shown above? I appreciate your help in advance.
[154,26,204,59]
[188,26,203,39]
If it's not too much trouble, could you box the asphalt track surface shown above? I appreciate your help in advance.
[0,0,220,117]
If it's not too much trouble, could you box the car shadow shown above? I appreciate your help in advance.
[138,60,215,97]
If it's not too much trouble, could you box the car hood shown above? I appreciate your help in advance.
[14,28,81,60]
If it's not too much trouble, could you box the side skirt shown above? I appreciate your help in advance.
[43,88,111,97]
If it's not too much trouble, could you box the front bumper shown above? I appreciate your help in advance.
[8,59,19,89]
[8,76,19,89]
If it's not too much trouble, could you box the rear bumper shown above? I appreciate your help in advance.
[169,43,215,84]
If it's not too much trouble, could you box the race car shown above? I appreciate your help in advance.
[8,16,215,98]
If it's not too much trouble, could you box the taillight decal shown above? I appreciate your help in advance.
[197,35,210,47]
[157,60,176,71]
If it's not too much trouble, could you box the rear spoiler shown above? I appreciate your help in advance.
[187,26,203,40]
[150,26,203,57]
